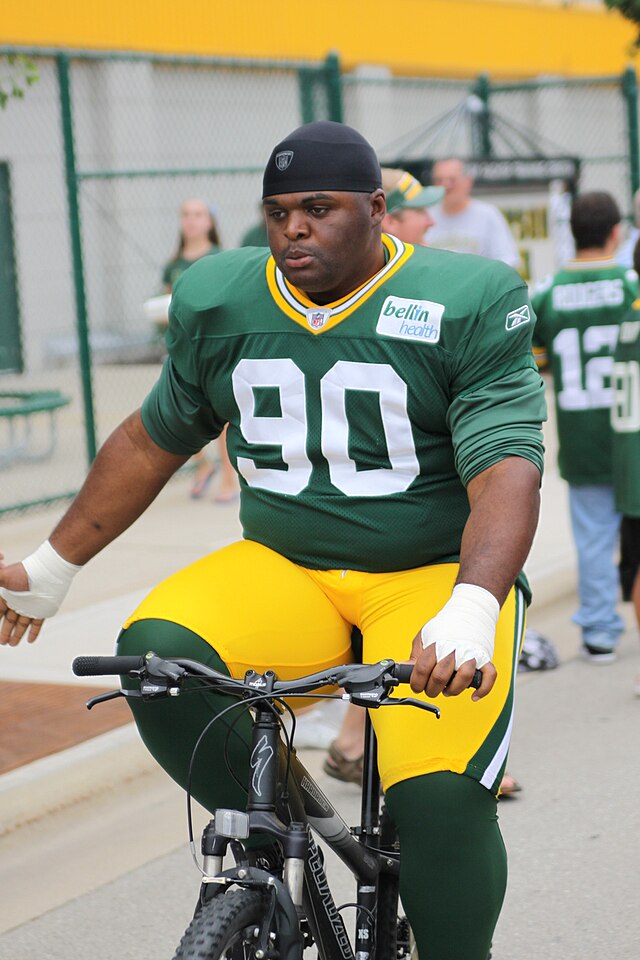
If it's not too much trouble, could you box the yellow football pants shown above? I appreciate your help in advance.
[124,539,525,794]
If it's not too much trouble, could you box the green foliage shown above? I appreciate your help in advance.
[605,0,640,24]
[0,55,39,109]
[605,0,640,51]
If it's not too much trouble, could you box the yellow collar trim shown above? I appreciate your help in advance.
[266,234,414,334]
[566,257,617,270]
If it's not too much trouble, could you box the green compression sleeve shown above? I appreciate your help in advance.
[385,771,507,960]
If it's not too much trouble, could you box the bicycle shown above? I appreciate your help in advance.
[72,651,482,959]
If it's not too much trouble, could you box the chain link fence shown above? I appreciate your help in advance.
[342,68,638,283]
[488,75,635,211]
[0,49,340,514]
[1,50,638,514]
[342,70,637,207]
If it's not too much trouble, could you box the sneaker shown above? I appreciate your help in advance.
[518,629,559,672]
[581,643,617,664]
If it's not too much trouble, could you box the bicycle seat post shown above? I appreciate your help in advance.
[353,712,383,960]
[360,712,381,839]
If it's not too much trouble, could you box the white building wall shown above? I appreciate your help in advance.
[0,56,633,377]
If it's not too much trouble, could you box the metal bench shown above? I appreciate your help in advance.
[0,390,71,468]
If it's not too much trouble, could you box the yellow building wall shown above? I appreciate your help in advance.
[1,0,637,78]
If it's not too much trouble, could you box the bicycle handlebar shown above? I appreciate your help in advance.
[71,654,482,693]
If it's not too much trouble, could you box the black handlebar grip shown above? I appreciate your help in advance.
[393,663,415,684]
[393,662,484,690]
[72,655,145,677]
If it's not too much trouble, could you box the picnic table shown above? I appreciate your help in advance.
[0,390,71,467]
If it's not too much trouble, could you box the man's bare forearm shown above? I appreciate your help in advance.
[456,457,541,606]
[49,411,189,565]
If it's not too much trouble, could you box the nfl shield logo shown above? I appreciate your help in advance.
[275,150,294,171]
[307,309,331,330]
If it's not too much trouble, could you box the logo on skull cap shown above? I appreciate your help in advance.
[275,150,294,171]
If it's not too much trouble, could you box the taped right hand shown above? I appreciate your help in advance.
[0,541,82,645]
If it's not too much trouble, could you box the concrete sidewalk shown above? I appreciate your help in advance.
[0,595,638,958]
[0,409,576,835]
[0,405,574,681]
[0,405,639,957]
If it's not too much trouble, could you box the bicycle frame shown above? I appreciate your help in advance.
[197,697,398,960]
[72,653,444,959]
[290,716,398,960]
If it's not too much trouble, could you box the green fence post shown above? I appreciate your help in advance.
[623,66,640,201]
[473,71,492,159]
[56,53,97,465]
[325,51,344,123]
[298,67,316,123]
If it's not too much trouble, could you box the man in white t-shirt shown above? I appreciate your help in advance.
[427,158,521,269]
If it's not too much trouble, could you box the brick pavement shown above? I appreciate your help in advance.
[0,680,130,775]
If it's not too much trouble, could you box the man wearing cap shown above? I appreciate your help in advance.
[381,167,444,244]
[0,121,545,959]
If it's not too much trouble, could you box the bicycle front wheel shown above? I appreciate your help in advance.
[172,888,269,960]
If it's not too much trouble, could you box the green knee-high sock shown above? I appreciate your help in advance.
[117,619,253,813]
[385,772,507,960]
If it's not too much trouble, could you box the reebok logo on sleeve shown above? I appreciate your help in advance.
[505,304,531,331]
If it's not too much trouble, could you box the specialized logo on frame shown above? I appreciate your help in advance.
[250,735,274,798]
[275,150,294,171]
[376,296,444,344]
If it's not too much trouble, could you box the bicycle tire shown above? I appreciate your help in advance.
[172,888,269,960]
[375,807,417,960]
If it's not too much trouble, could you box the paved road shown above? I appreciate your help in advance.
[0,593,638,960]
[1,402,639,958]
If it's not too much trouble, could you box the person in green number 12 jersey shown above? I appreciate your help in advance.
[0,122,546,960]
[532,191,638,661]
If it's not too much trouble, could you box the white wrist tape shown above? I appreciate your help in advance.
[420,583,500,670]
[0,540,82,619]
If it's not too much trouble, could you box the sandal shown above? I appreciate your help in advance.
[498,772,522,798]
[214,489,240,504]
[323,741,364,785]
[190,465,217,499]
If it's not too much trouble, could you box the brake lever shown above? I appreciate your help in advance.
[86,689,125,710]
[85,685,175,710]
[379,696,440,718]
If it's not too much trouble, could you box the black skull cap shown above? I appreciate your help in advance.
[262,121,382,199]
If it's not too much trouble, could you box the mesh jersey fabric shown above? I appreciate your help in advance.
[142,238,545,572]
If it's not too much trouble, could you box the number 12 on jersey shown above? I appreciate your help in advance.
[553,325,619,411]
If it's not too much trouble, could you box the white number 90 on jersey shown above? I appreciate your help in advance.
[231,358,420,497]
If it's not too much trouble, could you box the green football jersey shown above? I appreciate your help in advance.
[143,235,545,572]
[611,302,640,516]
[532,259,638,485]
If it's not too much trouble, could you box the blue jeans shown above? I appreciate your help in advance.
[568,484,624,649]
